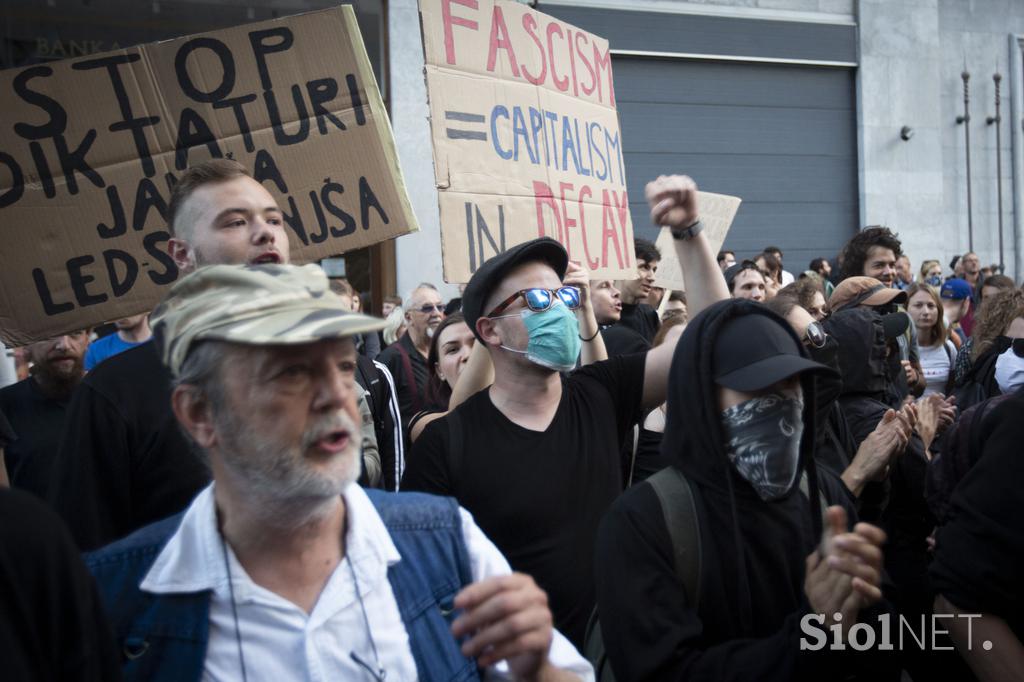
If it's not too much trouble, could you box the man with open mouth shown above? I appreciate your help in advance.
[48,159,299,550]
[86,264,591,682]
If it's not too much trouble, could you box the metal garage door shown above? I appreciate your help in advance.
[541,5,859,270]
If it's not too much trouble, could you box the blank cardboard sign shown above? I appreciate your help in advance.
[654,192,742,291]
[0,6,417,346]
[419,0,635,283]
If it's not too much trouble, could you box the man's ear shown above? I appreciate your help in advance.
[168,237,196,272]
[476,317,502,347]
[172,384,217,449]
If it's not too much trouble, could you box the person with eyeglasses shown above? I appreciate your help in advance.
[403,175,730,648]
[377,283,447,452]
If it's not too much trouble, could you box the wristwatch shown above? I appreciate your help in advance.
[671,219,703,241]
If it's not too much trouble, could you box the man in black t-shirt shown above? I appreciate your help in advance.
[403,175,728,647]
[591,278,648,357]
[611,237,662,345]
[49,158,293,550]
[0,331,89,500]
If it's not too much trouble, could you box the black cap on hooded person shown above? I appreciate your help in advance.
[659,299,834,634]
[825,308,891,402]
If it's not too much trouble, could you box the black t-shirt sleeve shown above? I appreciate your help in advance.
[571,353,646,443]
[595,484,814,682]
[600,326,651,357]
[48,382,129,550]
[401,415,453,495]
[931,395,1024,626]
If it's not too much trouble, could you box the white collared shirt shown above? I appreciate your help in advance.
[141,484,593,681]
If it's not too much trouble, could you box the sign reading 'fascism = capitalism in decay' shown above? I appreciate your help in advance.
[420,0,635,282]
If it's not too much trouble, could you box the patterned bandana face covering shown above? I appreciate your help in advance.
[720,391,805,501]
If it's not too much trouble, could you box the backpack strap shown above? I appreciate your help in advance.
[647,468,701,612]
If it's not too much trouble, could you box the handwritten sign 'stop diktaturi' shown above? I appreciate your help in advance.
[0,7,417,346]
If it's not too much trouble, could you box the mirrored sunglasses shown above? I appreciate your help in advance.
[487,286,581,317]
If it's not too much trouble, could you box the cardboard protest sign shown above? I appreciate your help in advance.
[0,6,417,346]
[654,192,742,291]
[419,0,634,283]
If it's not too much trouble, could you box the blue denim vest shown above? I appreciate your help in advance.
[86,490,481,681]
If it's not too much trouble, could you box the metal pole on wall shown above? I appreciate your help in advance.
[956,70,974,252]
[988,72,1005,272]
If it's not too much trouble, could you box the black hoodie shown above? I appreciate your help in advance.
[594,300,886,681]
[827,309,935,615]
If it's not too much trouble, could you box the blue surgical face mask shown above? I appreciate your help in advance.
[926,274,942,287]
[495,299,581,372]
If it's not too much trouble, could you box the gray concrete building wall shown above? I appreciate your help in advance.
[859,0,1024,279]
[388,0,460,300]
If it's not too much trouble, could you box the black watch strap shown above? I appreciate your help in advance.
[671,219,704,241]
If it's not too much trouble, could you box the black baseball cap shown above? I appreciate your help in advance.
[713,314,835,391]
[462,237,570,342]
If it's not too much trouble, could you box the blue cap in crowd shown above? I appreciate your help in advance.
[940,278,972,301]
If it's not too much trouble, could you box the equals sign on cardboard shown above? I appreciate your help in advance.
[445,111,487,141]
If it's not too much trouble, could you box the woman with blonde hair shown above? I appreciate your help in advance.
[382,306,406,347]
[906,283,956,396]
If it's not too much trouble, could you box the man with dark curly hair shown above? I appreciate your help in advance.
[838,226,903,287]
[837,226,925,399]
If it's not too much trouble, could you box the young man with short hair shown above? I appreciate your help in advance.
[88,265,590,682]
[612,238,662,345]
[717,249,736,271]
[49,158,289,549]
[724,261,767,302]
[591,278,647,357]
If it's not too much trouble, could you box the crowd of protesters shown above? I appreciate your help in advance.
[0,160,1021,682]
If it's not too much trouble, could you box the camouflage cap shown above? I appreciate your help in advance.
[151,264,387,377]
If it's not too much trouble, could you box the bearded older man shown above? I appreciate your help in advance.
[86,264,591,682]
[0,330,89,498]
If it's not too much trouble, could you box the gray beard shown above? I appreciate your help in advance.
[213,408,362,529]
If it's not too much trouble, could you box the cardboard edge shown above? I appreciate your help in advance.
[340,5,420,239]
